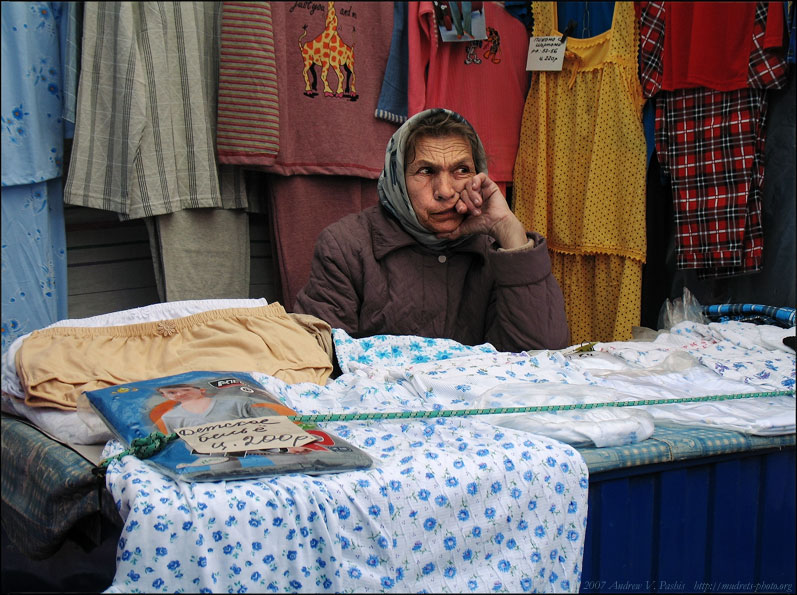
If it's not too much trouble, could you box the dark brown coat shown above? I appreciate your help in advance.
[294,205,570,352]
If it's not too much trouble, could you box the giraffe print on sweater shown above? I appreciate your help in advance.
[298,1,358,100]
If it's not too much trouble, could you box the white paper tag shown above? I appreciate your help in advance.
[526,36,566,71]
[176,416,319,455]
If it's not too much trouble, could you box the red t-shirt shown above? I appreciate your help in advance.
[408,1,530,183]
[663,1,785,91]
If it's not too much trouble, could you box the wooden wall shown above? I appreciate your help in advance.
[64,205,281,319]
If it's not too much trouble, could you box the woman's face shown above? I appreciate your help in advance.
[404,134,476,235]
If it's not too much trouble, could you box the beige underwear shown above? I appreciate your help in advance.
[15,303,333,410]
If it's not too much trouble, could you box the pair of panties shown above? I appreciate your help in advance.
[15,303,333,410]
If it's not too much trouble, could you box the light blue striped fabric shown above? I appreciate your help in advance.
[1,414,119,559]
[578,425,796,473]
[59,1,81,138]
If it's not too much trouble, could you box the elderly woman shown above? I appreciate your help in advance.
[294,108,569,352]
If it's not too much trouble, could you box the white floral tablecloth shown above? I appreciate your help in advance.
[102,320,795,593]
[105,418,588,593]
[103,332,591,593]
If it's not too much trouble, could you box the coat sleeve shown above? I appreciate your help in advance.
[484,233,571,351]
[293,226,362,335]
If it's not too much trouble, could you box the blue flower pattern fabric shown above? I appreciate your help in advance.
[596,321,796,390]
[1,179,67,351]
[102,333,592,593]
[331,329,655,448]
[1,2,69,352]
[1,2,65,185]
[104,415,589,593]
[101,322,793,592]
[333,328,500,375]
[327,326,793,439]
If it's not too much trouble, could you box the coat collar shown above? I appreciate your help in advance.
[369,205,489,262]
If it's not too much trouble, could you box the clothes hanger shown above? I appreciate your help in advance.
[581,1,590,38]
[560,19,577,43]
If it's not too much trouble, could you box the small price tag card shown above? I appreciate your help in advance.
[526,36,566,71]
[176,416,319,455]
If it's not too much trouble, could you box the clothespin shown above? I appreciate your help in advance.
[560,19,577,44]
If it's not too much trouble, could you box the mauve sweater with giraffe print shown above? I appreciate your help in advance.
[266,2,398,179]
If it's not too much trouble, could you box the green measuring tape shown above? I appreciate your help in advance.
[286,389,795,423]
[93,388,795,477]
[94,431,179,478]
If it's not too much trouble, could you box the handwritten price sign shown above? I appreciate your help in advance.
[526,36,566,71]
[176,416,319,454]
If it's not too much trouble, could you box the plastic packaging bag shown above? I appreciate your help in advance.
[474,383,655,448]
[658,286,708,330]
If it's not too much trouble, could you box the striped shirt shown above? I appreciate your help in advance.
[64,2,247,219]
[216,2,280,166]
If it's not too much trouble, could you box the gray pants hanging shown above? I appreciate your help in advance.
[146,208,250,302]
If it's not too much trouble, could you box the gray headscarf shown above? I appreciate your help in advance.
[377,108,488,251]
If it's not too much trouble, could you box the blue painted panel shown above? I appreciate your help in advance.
[657,467,710,586]
[709,458,761,584]
[757,450,797,585]
[621,476,657,588]
[580,448,796,593]
[595,477,656,592]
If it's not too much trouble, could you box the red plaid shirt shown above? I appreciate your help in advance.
[638,1,788,277]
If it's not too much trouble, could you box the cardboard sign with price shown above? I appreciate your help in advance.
[526,36,566,71]
[176,416,318,455]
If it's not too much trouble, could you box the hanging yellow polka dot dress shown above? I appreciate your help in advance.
[513,2,647,343]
